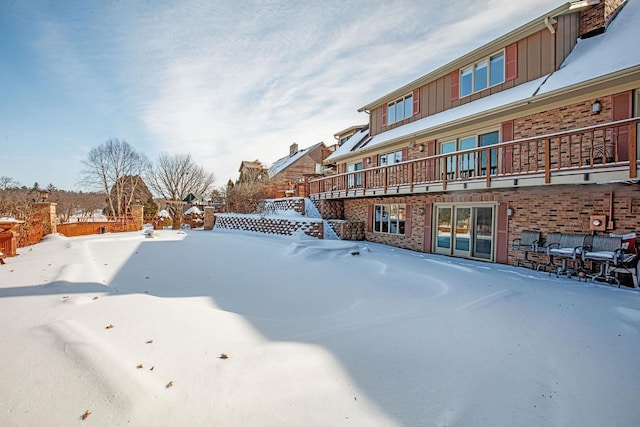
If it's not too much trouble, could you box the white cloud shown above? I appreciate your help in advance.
[2,0,563,188]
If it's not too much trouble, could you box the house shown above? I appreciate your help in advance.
[311,0,640,266]
[238,160,268,183]
[267,142,329,197]
[334,124,369,147]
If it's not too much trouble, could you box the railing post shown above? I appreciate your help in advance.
[630,121,637,179]
[409,162,414,192]
[544,138,551,184]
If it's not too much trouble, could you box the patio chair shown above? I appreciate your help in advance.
[511,230,541,269]
[546,233,592,278]
[583,235,639,287]
[534,232,562,271]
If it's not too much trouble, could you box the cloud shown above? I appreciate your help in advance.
[5,0,562,188]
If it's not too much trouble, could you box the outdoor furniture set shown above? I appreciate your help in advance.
[511,231,638,288]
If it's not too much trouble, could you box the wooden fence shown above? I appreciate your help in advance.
[0,232,16,256]
[57,219,138,238]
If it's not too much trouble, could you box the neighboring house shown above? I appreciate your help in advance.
[267,142,329,197]
[312,0,640,265]
[183,193,207,206]
[238,160,268,183]
[334,124,369,147]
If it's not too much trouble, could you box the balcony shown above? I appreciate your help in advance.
[310,118,639,200]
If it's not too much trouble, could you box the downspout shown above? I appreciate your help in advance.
[544,17,556,34]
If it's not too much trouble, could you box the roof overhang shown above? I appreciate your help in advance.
[358,2,574,112]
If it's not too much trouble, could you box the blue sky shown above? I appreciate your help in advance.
[0,0,561,190]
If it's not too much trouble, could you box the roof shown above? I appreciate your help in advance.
[238,160,264,172]
[358,2,576,112]
[325,127,371,162]
[268,142,325,177]
[333,0,640,161]
[333,124,368,139]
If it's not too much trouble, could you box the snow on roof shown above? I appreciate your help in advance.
[325,127,371,162]
[336,1,640,160]
[156,209,171,218]
[268,142,323,177]
[538,0,640,95]
[338,76,547,157]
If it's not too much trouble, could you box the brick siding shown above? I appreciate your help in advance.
[343,182,640,265]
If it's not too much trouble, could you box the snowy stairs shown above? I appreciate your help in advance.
[304,199,339,240]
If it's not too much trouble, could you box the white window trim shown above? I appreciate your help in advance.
[387,93,414,125]
[459,50,505,98]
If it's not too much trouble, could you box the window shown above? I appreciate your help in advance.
[439,130,499,178]
[379,150,403,165]
[387,94,413,125]
[459,51,505,97]
[339,135,351,146]
[374,204,406,235]
[347,162,363,188]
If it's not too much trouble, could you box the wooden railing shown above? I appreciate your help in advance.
[310,118,639,197]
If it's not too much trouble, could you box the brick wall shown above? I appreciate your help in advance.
[313,200,344,219]
[343,182,640,264]
[327,220,365,240]
[214,214,323,239]
[260,198,305,215]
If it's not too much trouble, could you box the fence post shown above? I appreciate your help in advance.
[204,206,216,230]
[130,204,144,230]
[32,202,57,235]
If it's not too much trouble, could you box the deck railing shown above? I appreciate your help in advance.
[310,118,639,197]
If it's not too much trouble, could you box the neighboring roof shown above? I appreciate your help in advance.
[333,124,368,139]
[239,160,264,172]
[183,193,206,203]
[333,0,640,161]
[326,127,371,162]
[268,142,325,177]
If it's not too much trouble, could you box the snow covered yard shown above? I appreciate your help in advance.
[1,230,639,426]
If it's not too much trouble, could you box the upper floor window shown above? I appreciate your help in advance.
[387,94,413,125]
[338,135,351,146]
[459,51,505,98]
[379,150,403,165]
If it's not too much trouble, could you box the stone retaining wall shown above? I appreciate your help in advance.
[214,214,323,239]
[327,220,365,240]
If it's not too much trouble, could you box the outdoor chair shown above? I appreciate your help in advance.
[511,230,541,269]
[535,232,562,271]
[546,233,592,278]
[583,235,639,287]
[582,236,636,285]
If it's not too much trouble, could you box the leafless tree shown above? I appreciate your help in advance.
[80,139,150,218]
[146,153,215,228]
[0,176,20,191]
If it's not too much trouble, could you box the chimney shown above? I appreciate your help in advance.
[579,0,626,39]
[290,142,299,156]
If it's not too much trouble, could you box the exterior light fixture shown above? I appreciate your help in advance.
[418,144,425,152]
[592,100,601,114]
[40,190,49,202]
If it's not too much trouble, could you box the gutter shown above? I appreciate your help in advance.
[357,2,573,112]
[331,64,640,163]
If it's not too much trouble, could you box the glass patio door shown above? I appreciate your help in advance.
[435,206,452,254]
[453,207,471,257]
[433,204,495,261]
[473,207,493,259]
